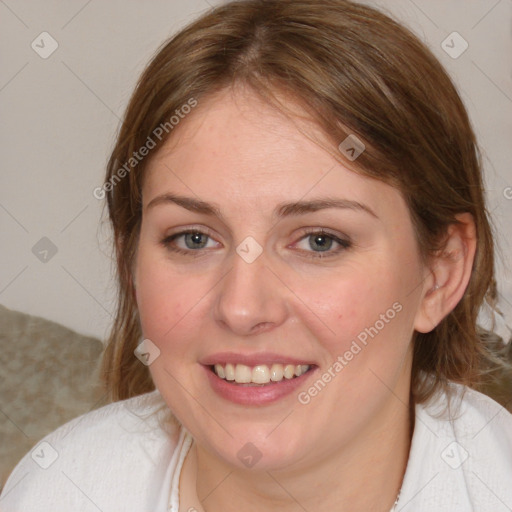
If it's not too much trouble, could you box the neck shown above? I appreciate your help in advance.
[179,391,413,512]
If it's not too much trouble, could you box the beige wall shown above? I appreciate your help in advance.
[1,0,511,340]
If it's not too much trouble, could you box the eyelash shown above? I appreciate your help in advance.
[160,228,352,260]
[292,228,352,259]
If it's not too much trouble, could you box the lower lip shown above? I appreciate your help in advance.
[203,365,316,406]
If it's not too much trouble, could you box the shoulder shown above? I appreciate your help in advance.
[399,383,512,512]
[0,391,181,512]
[445,384,512,481]
[422,382,512,445]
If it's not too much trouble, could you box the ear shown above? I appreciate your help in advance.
[413,213,477,333]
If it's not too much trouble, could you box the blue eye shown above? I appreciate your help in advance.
[161,230,218,255]
[161,229,351,260]
[308,233,334,251]
[295,230,351,258]
[182,232,209,249]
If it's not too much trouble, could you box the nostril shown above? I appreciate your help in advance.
[250,322,272,334]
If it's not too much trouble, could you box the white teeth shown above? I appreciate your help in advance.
[295,364,309,377]
[270,364,284,382]
[213,363,311,384]
[214,364,225,379]
[283,365,295,379]
[225,363,235,381]
[235,364,252,383]
[252,365,270,384]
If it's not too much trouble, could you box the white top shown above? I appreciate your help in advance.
[1,383,512,511]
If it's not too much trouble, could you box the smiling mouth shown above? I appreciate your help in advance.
[210,363,314,386]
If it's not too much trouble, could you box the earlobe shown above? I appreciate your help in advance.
[413,213,477,333]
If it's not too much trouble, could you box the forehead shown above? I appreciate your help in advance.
[147,87,326,175]
[143,87,404,221]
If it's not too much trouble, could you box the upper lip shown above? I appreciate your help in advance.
[200,352,315,367]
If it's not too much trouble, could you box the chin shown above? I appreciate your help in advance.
[203,423,310,472]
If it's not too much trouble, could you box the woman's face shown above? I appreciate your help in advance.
[135,86,428,471]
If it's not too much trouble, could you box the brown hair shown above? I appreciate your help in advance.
[101,0,507,404]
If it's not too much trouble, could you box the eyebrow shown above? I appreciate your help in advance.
[146,193,378,219]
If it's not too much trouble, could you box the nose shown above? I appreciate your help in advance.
[213,246,289,336]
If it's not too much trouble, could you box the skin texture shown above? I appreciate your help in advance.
[134,86,476,512]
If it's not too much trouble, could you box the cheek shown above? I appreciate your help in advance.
[134,247,209,349]
[291,254,420,369]
[296,268,398,338]
[134,231,422,369]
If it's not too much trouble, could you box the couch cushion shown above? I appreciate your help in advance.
[0,304,106,488]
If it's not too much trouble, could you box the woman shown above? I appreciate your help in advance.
[2,0,511,511]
